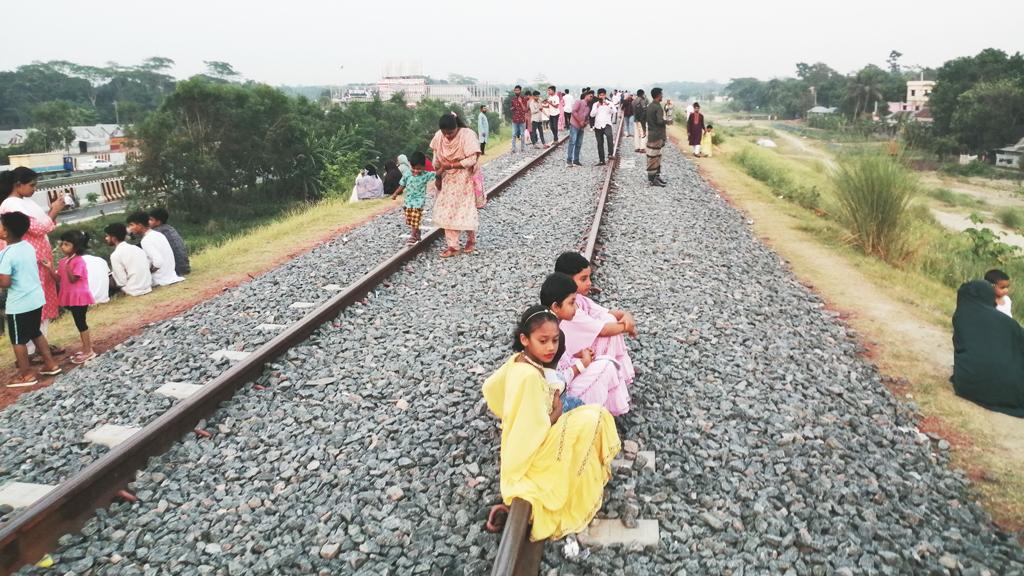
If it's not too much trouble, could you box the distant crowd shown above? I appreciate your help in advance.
[0,166,190,388]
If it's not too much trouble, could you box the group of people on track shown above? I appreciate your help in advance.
[483,251,639,543]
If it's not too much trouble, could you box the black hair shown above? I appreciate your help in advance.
[706,124,714,130]
[540,272,579,309]
[409,151,426,168]
[104,223,128,241]
[384,159,397,172]
[533,90,541,96]
[364,164,379,177]
[0,167,39,200]
[59,229,89,255]
[511,304,559,352]
[651,87,663,99]
[438,112,468,130]
[126,211,150,227]
[548,85,556,91]
[554,251,590,276]
[985,269,1010,284]
[693,102,701,108]
[636,89,645,97]
[597,88,607,95]
[149,207,170,224]
[1,212,30,239]
[479,104,487,111]
[514,85,522,90]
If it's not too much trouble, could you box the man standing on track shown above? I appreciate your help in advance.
[645,87,669,187]
[590,89,615,166]
[567,90,592,167]
[562,89,574,132]
[545,86,561,142]
[633,89,648,153]
[510,86,529,153]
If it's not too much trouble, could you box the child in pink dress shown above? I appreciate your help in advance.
[53,230,96,364]
[540,272,634,415]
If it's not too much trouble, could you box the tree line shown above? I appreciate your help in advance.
[726,49,1024,156]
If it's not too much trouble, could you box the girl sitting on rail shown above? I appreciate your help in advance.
[541,273,634,415]
[482,305,620,541]
[554,251,638,337]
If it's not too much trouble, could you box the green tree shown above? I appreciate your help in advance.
[930,49,1024,138]
[842,65,888,119]
[950,79,1024,153]
[204,61,241,81]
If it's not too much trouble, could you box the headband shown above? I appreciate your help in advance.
[525,309,556,323]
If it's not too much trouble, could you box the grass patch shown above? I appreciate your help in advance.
[731,143,822,210]
[927,187,987,209]
[997,207,1024,231]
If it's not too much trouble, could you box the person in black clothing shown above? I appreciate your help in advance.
[382,160,402,197]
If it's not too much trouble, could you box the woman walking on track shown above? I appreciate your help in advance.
[0,168,64,340]
[430,112,482,258]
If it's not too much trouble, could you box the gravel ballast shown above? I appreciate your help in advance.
[0,147,539,490]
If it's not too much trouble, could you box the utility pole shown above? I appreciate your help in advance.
[113,100,120,124]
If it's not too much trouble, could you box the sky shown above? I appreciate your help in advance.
[5,0,1023,87]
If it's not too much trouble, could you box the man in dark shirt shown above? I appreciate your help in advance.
[147,207,191,275]
[645,87,669,187]
[510,86,529,153]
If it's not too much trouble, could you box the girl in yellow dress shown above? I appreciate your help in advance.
[482,305,621,541]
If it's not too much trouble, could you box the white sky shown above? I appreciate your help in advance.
[5,0,1023,87]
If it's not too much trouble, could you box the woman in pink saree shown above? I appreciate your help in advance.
[540,272,635,415]
[429,112,481,257]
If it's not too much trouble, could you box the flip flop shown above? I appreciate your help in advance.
[485,504,509,533]
[71,352,97,365]
[7,375,38,388]
[440,248,460,258]
[39,367,62,376]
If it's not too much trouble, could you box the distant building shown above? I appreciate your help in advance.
[807,106,837,116]
[332,73,503,116]
[996,137,1024,170]
[888,79,936,118]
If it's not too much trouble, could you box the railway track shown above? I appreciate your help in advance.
[491,120,625,576]
[0,138,569,575]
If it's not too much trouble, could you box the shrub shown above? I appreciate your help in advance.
[831,154,919,261]
[927,187,986,208]
[997,207,1024,230]
[733,146,820,209]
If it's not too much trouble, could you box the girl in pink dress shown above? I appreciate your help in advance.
[540,272,634,415]
[554,251,638,337]
[52,230,96,364]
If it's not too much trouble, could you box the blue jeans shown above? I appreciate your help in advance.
[625,115,635,137]
[512,122,527,152]
[567,125,584,164]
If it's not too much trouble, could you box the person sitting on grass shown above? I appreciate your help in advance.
[0,212,62,388]
[148,208,190,276]
[482,305,620,542]
[126,212,183,287]
[391,152,435,245]
[554,251,638,336]
[48,230,96,364]
[951,280,1024,417]
[985,269,1013,318]
[104,223,152,297]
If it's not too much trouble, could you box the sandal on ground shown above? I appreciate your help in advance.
[71,352,97,365]
[39,366,62,377]
[440,248,460,258]
[6,375,38,388]
[485,504,510,533]
[463,243,478,255]
[405,238,417,246]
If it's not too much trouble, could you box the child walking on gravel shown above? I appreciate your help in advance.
[51,230,96,364]
[391,152,435,245]
[0,212,62,387]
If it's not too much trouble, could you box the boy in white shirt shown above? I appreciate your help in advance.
[986,269,1013,318]
[125,212,184,287]
[104,223,153,296]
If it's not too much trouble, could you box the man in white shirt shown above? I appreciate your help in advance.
[545,85,561,142]
[126,212,184,287]
[103,223,153,297]
[561,90,575,133]
[589,88,615,165]
[82,254,111,304]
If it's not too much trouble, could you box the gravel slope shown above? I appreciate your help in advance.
[542,145,1024,575]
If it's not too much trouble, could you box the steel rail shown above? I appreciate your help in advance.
[491,118,627,576]
[0,137,567,576]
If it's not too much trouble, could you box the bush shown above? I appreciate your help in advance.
[733,146,820,209]
[831,154,919,261]
[997,207,1024,230]
[927,187,986,208]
